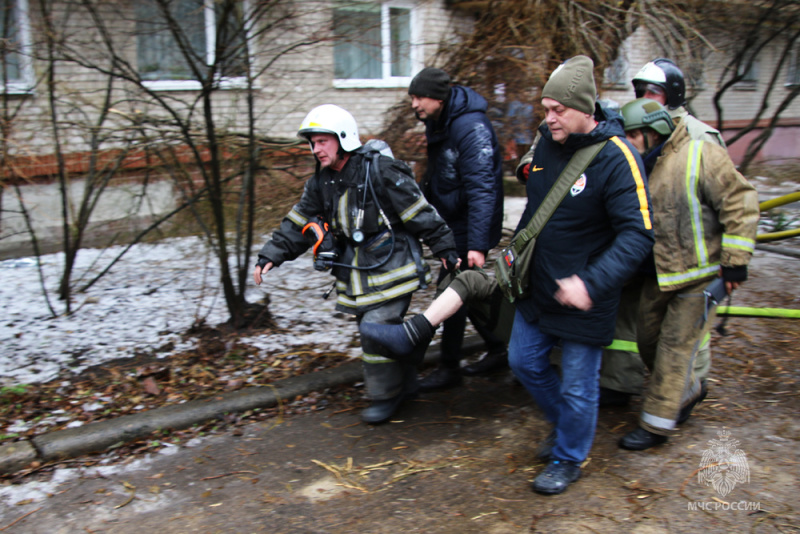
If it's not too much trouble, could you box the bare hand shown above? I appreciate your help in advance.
[467,250,485,269]
[253,262,273,285]
[725,280,741,294]
[554,275,592,311]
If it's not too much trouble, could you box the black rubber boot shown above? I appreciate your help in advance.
[677,380,708,424]
[619,426,668,450]
[361,394,405,425]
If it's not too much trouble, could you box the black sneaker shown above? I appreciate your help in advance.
[461,349,508,376]
[418,366,462,392]
[531,460,582,495]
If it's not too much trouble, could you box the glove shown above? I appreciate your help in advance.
[721,265,747,283]
[440,249,460,272]
[255,256,270,269]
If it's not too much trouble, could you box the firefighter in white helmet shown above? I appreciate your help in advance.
[254,104,459,424]
[632,58,726,147]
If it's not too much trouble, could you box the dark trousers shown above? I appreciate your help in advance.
[437,266,506,369]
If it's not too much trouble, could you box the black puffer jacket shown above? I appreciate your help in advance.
[258,150,456,314]
[422,85,504,255]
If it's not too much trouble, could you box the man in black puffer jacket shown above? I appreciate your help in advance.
[509,56,654,495]
[408,67,507,391]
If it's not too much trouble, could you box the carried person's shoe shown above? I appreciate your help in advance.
[461,349,508,376]
[531,460,582,495]
[677,380,708,425]
[418,366,462,392]
[619,426,668,450]
[361,394,406,425]
[359,314,434,365]
[599,387,632,407]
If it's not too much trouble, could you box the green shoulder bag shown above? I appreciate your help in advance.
[494,140,607,303]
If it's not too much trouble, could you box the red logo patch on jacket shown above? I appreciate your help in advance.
[571,174,587,197]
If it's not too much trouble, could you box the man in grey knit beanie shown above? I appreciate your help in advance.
[541,55,597,115]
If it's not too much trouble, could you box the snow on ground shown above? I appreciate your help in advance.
[0,197,527,388]
[0,235,359,387]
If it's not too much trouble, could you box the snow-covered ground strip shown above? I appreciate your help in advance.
[0,235,361,387]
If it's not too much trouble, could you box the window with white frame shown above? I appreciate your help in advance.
[602,54,629,89]
[136,0,249,91]
[1,0,34,94]
[734,55,758,91]
[333,1,417,88]
[786,45,800,87]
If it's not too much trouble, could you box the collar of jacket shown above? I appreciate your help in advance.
[320,151,366,187]
[662,117,691,155]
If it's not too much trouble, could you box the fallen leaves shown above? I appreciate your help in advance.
[0,328,354,452]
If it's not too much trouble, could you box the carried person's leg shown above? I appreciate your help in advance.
[358,270,498,360]
[599,276,646,405]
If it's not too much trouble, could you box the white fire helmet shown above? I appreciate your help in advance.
[297,104,362,152]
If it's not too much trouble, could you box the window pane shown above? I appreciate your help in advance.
[789,48,800,86]
[1,0,22,81]
[136,0,206,81]
[215,2,248,78]
[389,7,410,77]
[333,3,380,79]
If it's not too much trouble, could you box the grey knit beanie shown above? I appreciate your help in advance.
[408,67,451,101]
[542,56,597,115]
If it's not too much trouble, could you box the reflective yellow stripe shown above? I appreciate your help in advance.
[610,136,652,230]
[657,263,719,287]
[336,277,427,309]
[722,234,756,252]
[367,262,419,286]
[362,352,395,363]
[400,195,428,223]
[604,339,638,352]
[686,141,709,266]
[287,208,308,227]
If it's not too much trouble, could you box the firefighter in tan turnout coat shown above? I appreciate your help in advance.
[617,98,759,450]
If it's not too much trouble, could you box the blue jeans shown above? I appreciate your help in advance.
[508,309,602,463]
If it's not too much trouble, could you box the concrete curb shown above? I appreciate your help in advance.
[0,337,485,475]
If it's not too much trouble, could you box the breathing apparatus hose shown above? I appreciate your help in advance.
[324,157,396,272]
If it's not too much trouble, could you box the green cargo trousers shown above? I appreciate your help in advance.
[600,276,712,395]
